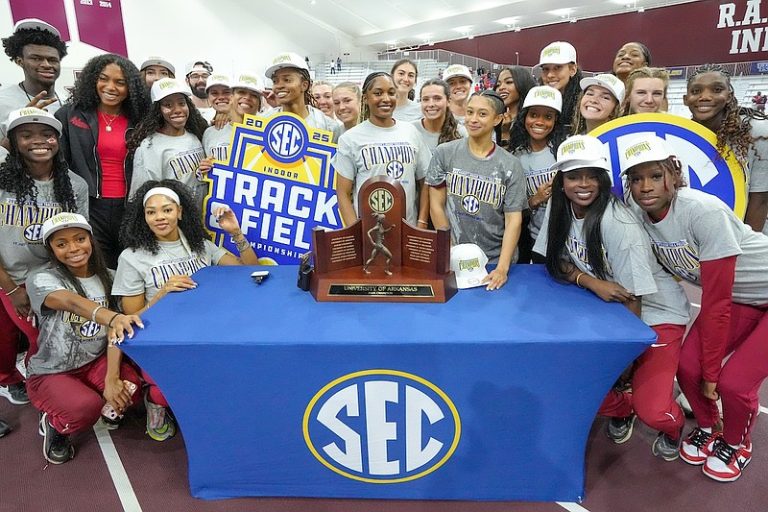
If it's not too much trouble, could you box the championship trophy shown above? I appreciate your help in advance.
[309,176,457,302]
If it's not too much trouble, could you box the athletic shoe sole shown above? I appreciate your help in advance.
[40,413,74,464]
[702,457,751,482]
[609,415,636,444]
[0,386,30,405]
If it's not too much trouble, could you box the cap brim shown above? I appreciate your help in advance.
[551,158,610,173]
[455,270,488,289]
[8,116,62,135]
[43,222,92,243]
[265,63,306,79]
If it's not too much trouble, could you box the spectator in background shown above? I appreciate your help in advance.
[184,61,213,111]
[138,57,175,91]
[336,56,342,71]
[753,91,766,112]
[612,42,651,84]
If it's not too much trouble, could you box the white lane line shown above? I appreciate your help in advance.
[557,502,592,512]
[93,422,143,512]
[760,406,768,415]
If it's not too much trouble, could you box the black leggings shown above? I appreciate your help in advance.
[89,197,125,270]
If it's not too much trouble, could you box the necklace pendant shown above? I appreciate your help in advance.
[106,126,112,132]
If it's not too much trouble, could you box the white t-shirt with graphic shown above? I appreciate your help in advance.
[334,120,431,224]
[517,148,557,241]
[393,100,423,122]
[411,119,468,155]
[203,124,234,164]
[130,131,206,201]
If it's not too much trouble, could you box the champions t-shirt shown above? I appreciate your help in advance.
[0,172,89,284]
[129,131,206,202]
[334,120,432,225]
[534,200,691,327]
[516,148,557,241]
[26,268,110,376]
[426,138,527,263]
[203,124,233,164]
[112,238,227,303]
[634,187,768,306]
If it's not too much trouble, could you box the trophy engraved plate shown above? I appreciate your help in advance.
[310,177,457,302]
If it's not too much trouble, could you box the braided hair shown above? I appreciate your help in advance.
[0,130,77,212]
[558,69,583,134]
[360,72,395,122]
[687,64,767,163]
[419,79,461,145]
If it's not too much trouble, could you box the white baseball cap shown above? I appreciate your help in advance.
[185,60,213,76]
[522,86,562,113]
[619,134,673,176]
[13,18,61,39]
[443,64,473,83]
[265,52,308,78]
[140,57,175,76]
[580,73,625,103]
[534,41,577,70]
[550,135,610,173]
[151,77,192,103]
[6,107,62,135]
[41,212,92,244]
[232,72,264,94]
[205,73,231,92]
[450,244,489,289]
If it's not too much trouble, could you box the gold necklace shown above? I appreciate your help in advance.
[99,112,120,132]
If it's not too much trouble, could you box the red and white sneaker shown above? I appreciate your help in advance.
[703,438,752,482]
[680,427,720,465]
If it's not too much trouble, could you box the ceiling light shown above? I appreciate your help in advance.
[549,8,573,17]
[453,25,473,33]
[494,17,519,25]
[514,26,521,32]
[468,35,474,39]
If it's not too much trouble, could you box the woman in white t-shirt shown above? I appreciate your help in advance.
[127,78,208,202]
[390,59,422,122]
[534,135,691,463]
[334,72,431,227]
[412,78,466,154]
[113,180,258,441]
[622,134,768,482]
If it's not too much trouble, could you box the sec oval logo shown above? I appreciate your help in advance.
[303,369,461,484]
[264,114,308,164]
[591,113,747,218]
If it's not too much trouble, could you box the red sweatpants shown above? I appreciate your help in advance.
[26,355,141,435]
[0,287,38,385]
[598,324,686,438]
[678,303,768,446]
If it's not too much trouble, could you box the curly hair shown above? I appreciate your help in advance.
[544,169,618,282]
[45,232,117,311]
[0,131,77,212]
[571,88,621,135]
[508,105,569,157]
[120,179,210,255]
[69,54,150,122]
[127,95,209,152]
[687,64,768,164]
[360,72,395,122]
[419,79,461,145]
[391,59,418,101]
[2,27,67,60]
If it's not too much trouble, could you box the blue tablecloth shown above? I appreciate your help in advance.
[122,264,656,501]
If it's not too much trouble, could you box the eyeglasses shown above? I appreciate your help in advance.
[188,73,210,81]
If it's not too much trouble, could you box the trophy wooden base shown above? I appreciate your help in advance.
[310,266,458,303]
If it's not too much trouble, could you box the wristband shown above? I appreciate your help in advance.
[91,305,104,323]
[107,312,122,329]
[575,272,586,288]
[4,285,20,296]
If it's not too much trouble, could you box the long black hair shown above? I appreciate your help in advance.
[45,230,117,310]
[508,105,568,157]
[558,69,583,134]
[495,66,536,149]
[0,129,77,211]
[544,168,617,282]
[127,95,208,152]
[69,54,150,121]
[120,179,209,256]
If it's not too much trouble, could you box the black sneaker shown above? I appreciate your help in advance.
[40,413,74,464]
[652,430,683,461]
[607,414,636,444]
[0,381,30,405]
[0,418,10,438]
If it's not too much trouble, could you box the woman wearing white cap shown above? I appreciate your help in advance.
[622,134,768,481]
[113,179,257,440]
[427,90,527,289]
[442,64,474,125]
[25,212,143,464]
[413,79,466,155]
[0,107,89,412]
[390,59,423,122]
[139,57,175,91]
[572,73,625,135]
[263,52,342,142]
[534,41,582,133]
[201,72,263,166]
[205,74,232,118]
[127,78,208,203]
[334,72,431,228]
[620,67,669,116]
[508,86,567,263]
[534,134,690,461]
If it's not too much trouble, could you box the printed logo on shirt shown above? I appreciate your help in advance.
[63,298,107,340]
[149,256,209,289]
[0,200,63,243]
[446,170,505,212]
[169,147,205,181]
[386,160,405,179]
[648,239,701,282]
[591,113,747,219]
[210,143,229,164]
[566,236,613,275]
[525,168,557,197]
[361,143,416,174]
[303,369,461,484]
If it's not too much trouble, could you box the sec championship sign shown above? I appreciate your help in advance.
[591,113,747,218]
[203,113,342,264]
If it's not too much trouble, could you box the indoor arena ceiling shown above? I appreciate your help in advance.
[265,0,698,50]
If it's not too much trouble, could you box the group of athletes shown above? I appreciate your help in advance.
[0,17,766,485]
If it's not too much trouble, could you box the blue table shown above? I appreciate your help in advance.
[121,264,656,502]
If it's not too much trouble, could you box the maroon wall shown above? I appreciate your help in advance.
[424,0,764,71]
